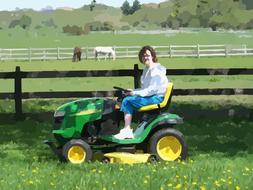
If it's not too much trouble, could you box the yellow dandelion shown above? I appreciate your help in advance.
[28,180,34,185]
[152,169,156,172]
[144,180,148,184]
[221,178,226,183]
[50,182,54,186]
[32,169,37,173]
[98,170,102,173]
[200,186,206,190]
[102,187,106,190]
[192,182,197,185]
[176,175,180,178]
[190,159,194,163]
[183,176,187,179]
[214,181,221,187]
[227,169,231,173]
[174,184,182,189]
[160,187,164,190]
[236,185,240,190]
[168,183,172,187]
[245,167,250,172]
[92,169,96,172]
[113,181,116,185]
[60,171,64,174]
[228,181,232,185]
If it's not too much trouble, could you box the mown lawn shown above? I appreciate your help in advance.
[0,29,253,48]
[1,57,253,93]
[0,56,253,189]
[0,97,253,190]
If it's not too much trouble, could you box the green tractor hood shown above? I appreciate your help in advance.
[53,98,104,139]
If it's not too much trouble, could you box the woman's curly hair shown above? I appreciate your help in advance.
[138,45,158,63]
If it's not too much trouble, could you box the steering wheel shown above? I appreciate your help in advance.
[113,86,131,102]
[113,86,131,93]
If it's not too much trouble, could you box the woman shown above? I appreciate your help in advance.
[114,45,169,139]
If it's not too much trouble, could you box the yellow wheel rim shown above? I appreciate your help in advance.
[68,145,86,164]
[156,136,182,161]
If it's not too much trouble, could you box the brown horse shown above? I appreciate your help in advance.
[72,47,82,62]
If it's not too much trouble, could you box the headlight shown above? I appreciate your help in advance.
[54,111,65,117]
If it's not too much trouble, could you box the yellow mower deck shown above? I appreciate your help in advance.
[104,152,151,164]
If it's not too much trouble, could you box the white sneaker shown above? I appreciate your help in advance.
[114,127,134,139]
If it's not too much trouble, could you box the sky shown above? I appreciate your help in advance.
[0,0,167,11]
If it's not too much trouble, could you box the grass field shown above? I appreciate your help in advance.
[0,29,253,48]
[0,97,253,190]
[0,55,253,189]
[1,57,253,92]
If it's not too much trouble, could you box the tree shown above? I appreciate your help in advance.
[9,20,20,28]
[90,0,96,11]
[241,0,253,9]
[121,0,131,15]
[130,0,141,14]
[19,15,32,29]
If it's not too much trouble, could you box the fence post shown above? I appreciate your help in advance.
[57,47,60,60]
[14,66,24,120]
[0,48,2,61]
[43,49,46,61]
[29,48,31,62]
[243,44,247,55]
[169,45,172,58]
[134,64,141,88]
[225,45,228,57]
[197,44,200,58]
[86,46,88,60]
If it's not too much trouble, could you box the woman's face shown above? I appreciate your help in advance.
[142,49,153,66]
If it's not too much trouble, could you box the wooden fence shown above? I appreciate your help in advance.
[0,64,253,120]
[0,44,253,61]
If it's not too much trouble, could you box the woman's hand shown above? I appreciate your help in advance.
[124,89,133,96]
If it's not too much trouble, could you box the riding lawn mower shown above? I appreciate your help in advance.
[44,83,188,164]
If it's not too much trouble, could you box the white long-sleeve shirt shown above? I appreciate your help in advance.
[132,63,168,97]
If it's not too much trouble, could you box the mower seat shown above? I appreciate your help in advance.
[138,83,173,112]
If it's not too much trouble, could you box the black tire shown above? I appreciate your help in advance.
[149,128,187,161]
[62,139,92,164]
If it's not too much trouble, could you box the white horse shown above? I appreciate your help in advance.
[94,46,116,61]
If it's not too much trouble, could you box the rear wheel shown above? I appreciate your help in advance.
[62,139,92,164]
[149,128,187,161]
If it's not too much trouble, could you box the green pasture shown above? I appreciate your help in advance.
[1,57,253,92]
[0,56,253,189]
[0,97,253,190]
[0,29,253,48]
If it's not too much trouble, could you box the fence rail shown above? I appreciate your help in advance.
[0,64,253,120]
[0,44,253,61]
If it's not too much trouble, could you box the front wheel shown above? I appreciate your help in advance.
[62,139,92,164]
[149,128,187,161]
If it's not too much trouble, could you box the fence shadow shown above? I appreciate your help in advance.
[171,104,253,156]
[0,104,252,161]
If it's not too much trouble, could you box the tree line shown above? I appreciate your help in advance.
[2,0,253,35]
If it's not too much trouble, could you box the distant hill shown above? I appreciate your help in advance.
[0,0,252,32]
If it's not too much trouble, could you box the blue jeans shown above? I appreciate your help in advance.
[120,95,164,115]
